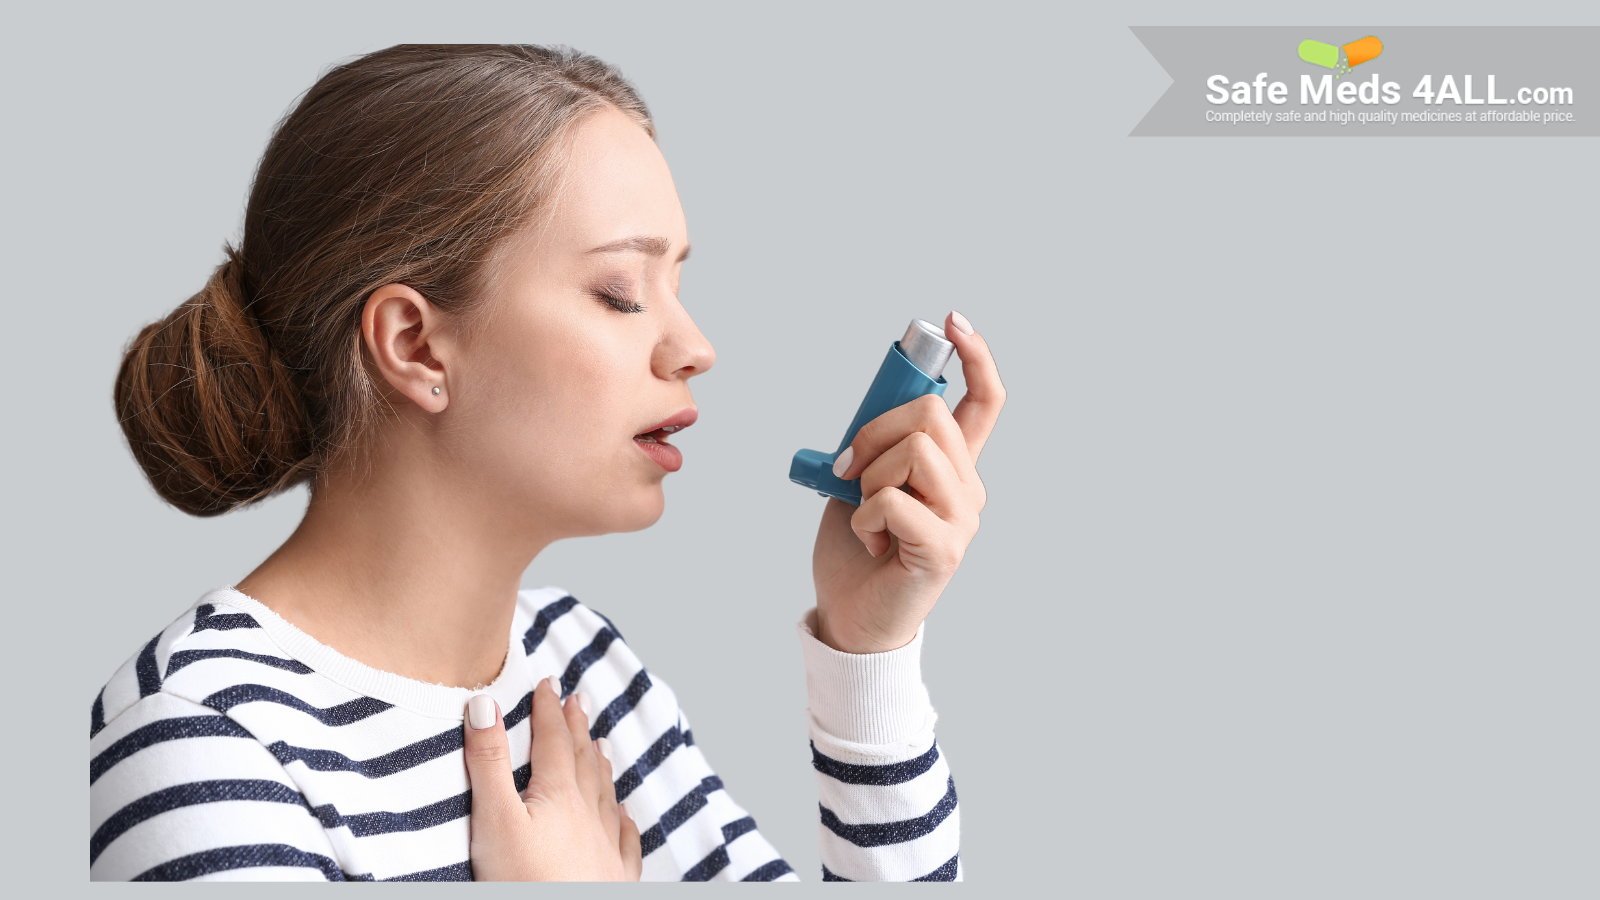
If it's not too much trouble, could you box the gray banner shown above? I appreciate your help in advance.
[1131,26,1597,136]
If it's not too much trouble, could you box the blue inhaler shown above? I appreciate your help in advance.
[789,319,955,505]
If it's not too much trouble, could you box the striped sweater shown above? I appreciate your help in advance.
[88,587,960,881]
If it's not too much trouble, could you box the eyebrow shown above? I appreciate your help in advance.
[586,235,691,262]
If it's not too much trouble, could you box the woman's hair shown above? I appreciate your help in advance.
[115,44,653,516]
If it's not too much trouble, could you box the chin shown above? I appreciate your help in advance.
[576,483,666,536]
[619,485,668,532]
[611,493,662,528]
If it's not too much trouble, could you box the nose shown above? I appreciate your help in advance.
[653,299,716,381]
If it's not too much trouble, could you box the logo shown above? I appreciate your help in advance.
[1132,26,1591,136]
[1297,36,1383,77]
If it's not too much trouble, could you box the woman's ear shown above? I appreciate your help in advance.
[362,283,452,412]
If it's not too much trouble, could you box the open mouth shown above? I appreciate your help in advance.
[633,424,686,445]
[633,408,697,472]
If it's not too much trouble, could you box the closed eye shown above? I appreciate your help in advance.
[591,289,646,315]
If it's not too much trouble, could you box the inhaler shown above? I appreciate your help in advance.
[789,319,954,505]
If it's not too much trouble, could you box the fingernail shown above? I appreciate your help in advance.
[950,310,974,335]
[832,446,854,479]
[547,675,563,698]
[468,694,497,730]
[597,737,613,762]
[577,692,592,717]
[864,541,880,558]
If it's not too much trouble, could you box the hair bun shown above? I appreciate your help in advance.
[115,247,314,516]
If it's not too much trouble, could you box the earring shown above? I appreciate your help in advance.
[432,387,441,395]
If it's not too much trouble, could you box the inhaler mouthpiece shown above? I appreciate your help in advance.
[900,319,954,381]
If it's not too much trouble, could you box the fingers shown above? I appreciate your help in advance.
[832,311,1005,484]
[856,430,970,519]
[943,310,1006,460]
[527,676,576,791]
[618,802,642,881]
[564,692,600,807]
[463,695,528,852]
[836,393,971,483]
[850,479,962,568]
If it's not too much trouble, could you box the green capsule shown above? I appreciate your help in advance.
[1298,40,1340,69]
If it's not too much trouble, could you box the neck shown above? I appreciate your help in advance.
[237,442,551,690]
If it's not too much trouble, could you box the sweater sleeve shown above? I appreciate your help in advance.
[90,691,345,881]
[797,610,961,881]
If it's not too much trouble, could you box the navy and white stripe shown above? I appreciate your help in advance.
[91,587,958,881]
[90,588,798,881]
[809,739,961,882]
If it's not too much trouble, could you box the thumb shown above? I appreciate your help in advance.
[464,694,527,865]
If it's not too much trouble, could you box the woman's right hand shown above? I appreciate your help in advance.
[463,677,642,881]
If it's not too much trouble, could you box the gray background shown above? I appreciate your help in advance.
[4,0,1595,893]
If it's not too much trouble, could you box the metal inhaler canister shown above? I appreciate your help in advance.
[789,319,954,506]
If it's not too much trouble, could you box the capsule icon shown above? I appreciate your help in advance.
[1298,36,1383,74]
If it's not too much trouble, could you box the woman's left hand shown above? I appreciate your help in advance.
[812,311,1005,654]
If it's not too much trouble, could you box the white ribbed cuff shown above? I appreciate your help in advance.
[797,608,934,749]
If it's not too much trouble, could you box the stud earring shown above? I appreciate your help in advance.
[432,387,441,395]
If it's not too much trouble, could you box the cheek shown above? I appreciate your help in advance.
[460,318,639,469]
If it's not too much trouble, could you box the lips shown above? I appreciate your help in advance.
[634,407,697,472]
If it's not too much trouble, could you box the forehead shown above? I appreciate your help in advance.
[546,107,686,252]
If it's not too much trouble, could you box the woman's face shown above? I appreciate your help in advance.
[447,107,714,539]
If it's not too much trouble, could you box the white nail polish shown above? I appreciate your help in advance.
[547,675,563,698]
[832,446,854,479]
[950,310,974,335]
[577,692,592,717]
[468,694,496,730]
[597,737,613,762]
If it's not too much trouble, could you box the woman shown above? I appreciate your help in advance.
[89,44,1003,882]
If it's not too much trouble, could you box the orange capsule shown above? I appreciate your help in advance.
[1342,36,1383,68]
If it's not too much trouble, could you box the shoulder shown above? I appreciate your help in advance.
[88,588,312,831]
[513,585,675,742]
[87,589,364,881]
[89,684,331,881]
[92,588,295,739]
[515,585,629,658]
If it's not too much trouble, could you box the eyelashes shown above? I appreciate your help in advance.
[590,287,646,315]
